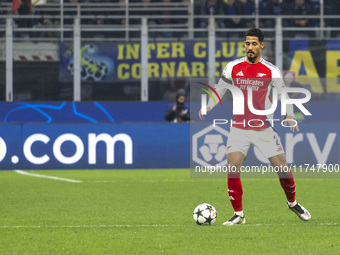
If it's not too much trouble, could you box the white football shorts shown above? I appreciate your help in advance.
[226,126,285,159]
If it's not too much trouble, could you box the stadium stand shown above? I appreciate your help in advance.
[0,0,339,101]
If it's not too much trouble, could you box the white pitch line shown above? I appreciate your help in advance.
[14,170,82,183]
[88,180,187,183]
[0,224,186,229]
[87,179,226,183]
[0,223,337,229]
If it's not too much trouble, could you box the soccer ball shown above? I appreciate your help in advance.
[193,203,217,225]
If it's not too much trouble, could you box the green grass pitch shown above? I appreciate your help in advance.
[0,169,339,254]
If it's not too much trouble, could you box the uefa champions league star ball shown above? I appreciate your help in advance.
[193,203,217,225]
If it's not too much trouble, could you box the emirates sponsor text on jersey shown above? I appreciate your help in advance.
[235,78,264,86]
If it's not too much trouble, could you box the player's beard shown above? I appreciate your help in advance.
[247,51,257,63]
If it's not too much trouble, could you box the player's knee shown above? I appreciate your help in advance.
[227,153,244,169]
[227,160,242,173]
[269,154,287,167]
[228,161,240,168]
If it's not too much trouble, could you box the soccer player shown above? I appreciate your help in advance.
[199,28,311,225]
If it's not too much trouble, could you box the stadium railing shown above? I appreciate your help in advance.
[0,1,339,101]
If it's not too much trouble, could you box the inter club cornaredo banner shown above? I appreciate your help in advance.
[59,39,340,84]
[59,41,246,83]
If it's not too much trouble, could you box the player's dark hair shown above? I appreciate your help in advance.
[245,28,264,43]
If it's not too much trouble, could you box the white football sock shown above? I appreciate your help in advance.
[288,200,297,207]
[235,211,244,217]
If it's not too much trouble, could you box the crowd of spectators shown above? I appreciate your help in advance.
[1,0,340,39]
[195,0,340,38]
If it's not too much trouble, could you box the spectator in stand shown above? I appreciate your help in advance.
[280,0,292,17]
[12,0,32,37]
[1,0,11,14]
[155,0,177,38]
[34,0,61,38]
[224,0,242,38]
[259,0,281,29]
[82,0,110,38]
[199,0,226,38]
[172,0,191,38]
[310,0,320,11]
[324,0,340,37]
[64,0,80,25]
[194,0,205,37]
[0,0,11,27]
[129,0,158,38]
[223,0,253,38]
[282,0,316,38]
[63,0,80,37]
[83,0,107,26]
[110,0,129,38]
[164,89,190,123]
[234,0,255,28]
[192,0,212,38]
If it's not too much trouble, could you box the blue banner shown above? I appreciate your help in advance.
[0,123,190,170]
[0,102,169,123]
[191,123,340,170]
[0,123,338,170]
[0,101,340,124]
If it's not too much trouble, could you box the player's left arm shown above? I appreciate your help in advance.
[272,68,299,133]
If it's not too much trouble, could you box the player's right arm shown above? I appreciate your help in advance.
[198,63,233,120]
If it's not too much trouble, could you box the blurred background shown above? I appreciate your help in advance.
[0,0,339,170]
[0,0,339,101]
